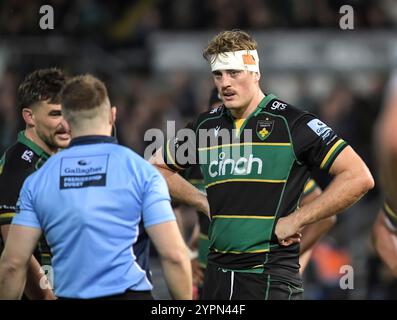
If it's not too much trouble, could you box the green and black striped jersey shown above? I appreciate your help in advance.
[184,163,319,270]
[165,94,347,280]
[0,131,52,266]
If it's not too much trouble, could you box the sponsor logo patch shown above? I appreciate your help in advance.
[21,150,34,163]
[256,119,274,141]
[208,152,263,178]
[210,106,221,114]
[214,125,221,137]
[60,154,109,189]
[307,119,333,141]
[271,100,287,111]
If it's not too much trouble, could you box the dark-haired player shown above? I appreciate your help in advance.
[0,68,70,299]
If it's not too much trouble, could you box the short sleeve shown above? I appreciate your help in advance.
[292,114,348,172]
[163,121,198,171]
[0,154,34,226]
[11,179,41,229]
[142,170,175,228]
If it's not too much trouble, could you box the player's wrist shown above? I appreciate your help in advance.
[291,209,304,230]
[197,194,209,217]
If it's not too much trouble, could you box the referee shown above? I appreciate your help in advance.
[0,74,192,299]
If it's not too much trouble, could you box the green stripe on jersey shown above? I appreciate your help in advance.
[320,139,347,171]
[208,216,275,253]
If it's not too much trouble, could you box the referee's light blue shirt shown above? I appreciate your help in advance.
[12,136,175,299]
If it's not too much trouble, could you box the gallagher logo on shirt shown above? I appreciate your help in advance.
[60,154,109,189]
[307,119,333,141]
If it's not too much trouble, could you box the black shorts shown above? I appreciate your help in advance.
[202,263,303,300]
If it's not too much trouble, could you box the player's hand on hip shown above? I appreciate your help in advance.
[275,214,302,246]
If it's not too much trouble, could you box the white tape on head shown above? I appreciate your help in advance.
[210,50,260,73]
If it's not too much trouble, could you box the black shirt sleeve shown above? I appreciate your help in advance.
[0,150,35,226]
[163,121,198,172]
[291,114,348,171]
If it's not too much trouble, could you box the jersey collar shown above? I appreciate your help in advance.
[258,93,277,110]
[224,93,277,119]
[69,135,118,147]
[17,131,50,161]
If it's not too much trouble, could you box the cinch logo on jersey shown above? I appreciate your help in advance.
[208,151,263,178]
[60,154,109,189]
[307,119,333,141]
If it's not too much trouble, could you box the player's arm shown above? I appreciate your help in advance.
[1,225,55,300]
[143,169,192,299]
[299,216,336,273]
[187,221,204,286]
[276,146,374,242]
[372,207,397,278]
[0,225,42,299]
[147,221,192,300]
[150,148,209,217]
[299,186,336,254]
[371,72,397,277]
[375,84,397,211]
[376,85,397,156]
[298,183,335,273]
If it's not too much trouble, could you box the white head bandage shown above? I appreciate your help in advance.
[210,50,260,73]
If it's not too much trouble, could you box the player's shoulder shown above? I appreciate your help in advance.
[0,141,37,205]
[0,141,37,177]
[197,105,226,122]
[2,140,31,163]
[110,144,157,174]
[263,95,310,126]
[110,143,144,161]
[189,105,227,131]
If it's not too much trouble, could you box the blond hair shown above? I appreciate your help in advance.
[203,30,258,63]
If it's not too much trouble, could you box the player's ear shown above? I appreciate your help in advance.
[255,72,261,82]
[109,106,117,125]
[22,108,35,126]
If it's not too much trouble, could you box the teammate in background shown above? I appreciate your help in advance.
[298,180,336,273]
[0,68,70,299]
[151,30,373,299]
[372,71,397,277]
[0,74,192,300]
